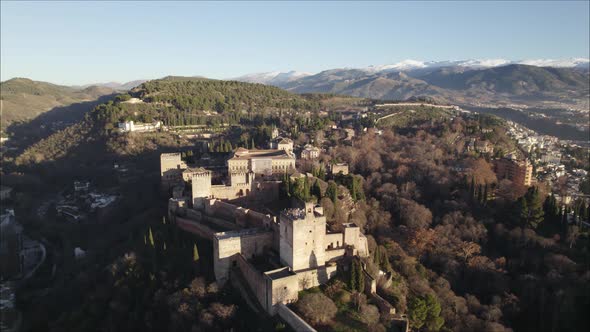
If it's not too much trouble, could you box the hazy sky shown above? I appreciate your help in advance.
[1,1,589,85]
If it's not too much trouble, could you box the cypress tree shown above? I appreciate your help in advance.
[350,260,358,291]
[517,197,529,226]
[469,176,476,200]
[148,227,155,247]
[477,185,483,204]
[357,261,365,292]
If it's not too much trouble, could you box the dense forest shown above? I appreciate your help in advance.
[292,116,590,332]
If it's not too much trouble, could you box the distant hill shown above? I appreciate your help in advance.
[76,80,147,91]
[0,78,116,129]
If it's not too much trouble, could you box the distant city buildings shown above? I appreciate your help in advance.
[330,163,349,175]
[301,144,320,160]
[494,157,534,187]
[270,137,294,154]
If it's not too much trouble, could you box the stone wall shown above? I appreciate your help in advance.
[176,217,215,239]
[325,232,344,249]
[213,229,273,283]
[324,248,346,262]
[236,254,271,312]
[276,303,317,332]
[293,265,338,291]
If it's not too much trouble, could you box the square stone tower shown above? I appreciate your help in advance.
[191,168,212,210]
[279,202,326,271]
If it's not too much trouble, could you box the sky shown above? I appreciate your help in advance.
[1,1,589,85]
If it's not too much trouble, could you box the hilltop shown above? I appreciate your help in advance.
[0,78,117,130]
[11,77,359,168]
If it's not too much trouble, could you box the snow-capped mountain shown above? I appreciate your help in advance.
[233,71,312,85]
[363,58,589,73]
[235,58,588,85]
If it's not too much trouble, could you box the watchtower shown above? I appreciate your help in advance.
[191,169,212,210]
[279,202,326,271]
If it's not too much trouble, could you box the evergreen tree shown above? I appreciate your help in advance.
[303,176,312,202]
[477,184,483,204]
[526,187,544,229]
[349,260,358,291]
[357,261,365,292]
[317,166,326,181]
[326,181,338,204]
[312,179,322,200]
[517,197,529,226]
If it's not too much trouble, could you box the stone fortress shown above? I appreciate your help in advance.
[162,143,369,316]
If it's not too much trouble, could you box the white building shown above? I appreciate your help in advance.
[118,120,162,133]
[301,144,320,160]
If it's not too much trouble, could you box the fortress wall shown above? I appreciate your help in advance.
[343,225,360,247]
[245,209,274,228]
[214,230,273,283]
[236,254,270,312]
[357,235,369,257]
[325,233,344,249]
[294,265,337,291]
[267,273,299,314]
[324,248,346,262]
[276,303,317,332]
[176,217,215,239]
[205,199,238,219]
[210,185,243,200]
[203,215,241,231]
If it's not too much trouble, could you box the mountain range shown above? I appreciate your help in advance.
[234,59,590,109]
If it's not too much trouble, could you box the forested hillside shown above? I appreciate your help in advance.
[11,78,345,168]
[0,78,115,130]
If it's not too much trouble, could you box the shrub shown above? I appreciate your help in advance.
[295,292,338,325]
